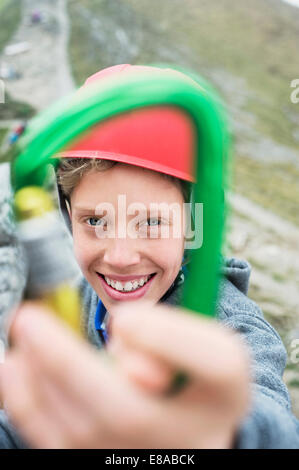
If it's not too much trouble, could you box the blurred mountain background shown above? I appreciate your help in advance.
[0,0,299,414]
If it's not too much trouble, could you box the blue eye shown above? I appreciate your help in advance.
[86,217,106,227]
[146,218,161,226]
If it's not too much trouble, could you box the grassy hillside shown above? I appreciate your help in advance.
[0,91,35,120]
[68,0,299,225]
[0,0,35,159]
[0,0,35,119]
[0,0,21,52]
[0,128,7,146]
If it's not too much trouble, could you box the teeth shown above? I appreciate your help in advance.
[103,275,152,292]
[124,282,133,292]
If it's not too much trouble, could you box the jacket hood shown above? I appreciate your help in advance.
[161,256,251,309]
[221,257,251,296]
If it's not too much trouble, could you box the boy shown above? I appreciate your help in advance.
[0,65,299,448]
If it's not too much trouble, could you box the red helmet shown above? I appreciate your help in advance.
[59,64,196,182]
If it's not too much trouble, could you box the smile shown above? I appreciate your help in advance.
[100,273,155,292]
[96,272,156,300]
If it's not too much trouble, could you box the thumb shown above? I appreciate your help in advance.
[111,300,250,397]
[108,302,173,393]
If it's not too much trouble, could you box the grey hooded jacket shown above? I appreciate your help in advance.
[0,162,299,449]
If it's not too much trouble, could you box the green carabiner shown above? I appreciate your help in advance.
[11,65,230,319]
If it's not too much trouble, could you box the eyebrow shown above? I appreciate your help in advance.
[72,206,97,213]
[73,205,176,217]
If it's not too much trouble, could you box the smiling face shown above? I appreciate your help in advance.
[69,163,186,313]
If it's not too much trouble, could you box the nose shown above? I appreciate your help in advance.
[103,237,141,270]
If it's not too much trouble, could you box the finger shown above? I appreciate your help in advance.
[1,352,71,448]
[109,316,177,394]
[6,321,156,448]
[10,302,108,397]
[7,304,187,448]
[31,371,106,449]
[10,302,146,421]
[113,346,174,394]
[112,300,250,399]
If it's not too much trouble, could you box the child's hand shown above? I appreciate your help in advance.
[109,301,251,448]
[0,301,251,449]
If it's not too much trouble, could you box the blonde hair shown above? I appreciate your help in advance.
[57,158,191,203]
